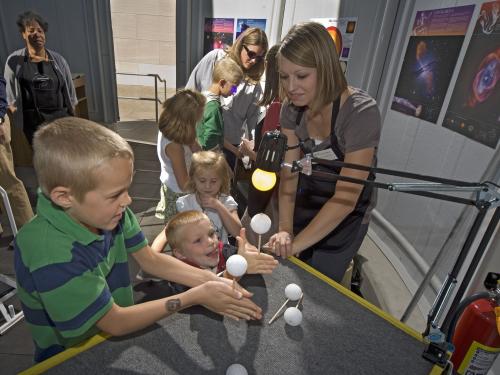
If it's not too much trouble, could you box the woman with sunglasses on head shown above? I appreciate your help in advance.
[186,27,268,170]
[267,22,381,283]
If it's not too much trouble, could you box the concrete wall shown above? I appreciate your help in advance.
[111,0,176,88]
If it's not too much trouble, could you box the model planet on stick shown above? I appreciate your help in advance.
[226,255,248,277]
[268,283,303,325]
[250,213,272,234]
[285,283,302,301]
[250,213,272,252]
[226,363,248,375]
[284,306,303,326]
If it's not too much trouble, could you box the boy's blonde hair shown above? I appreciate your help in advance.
[186,151,233,195]
[226,27,268,83]
[33,117,134,202]
[212,58,244,85]
[159,89,206,145]
[278,22,347,114]
[166,210,210,250]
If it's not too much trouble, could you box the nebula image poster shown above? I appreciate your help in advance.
[203,18,234,55]
[444,1,500,149]
[391,5,475,123]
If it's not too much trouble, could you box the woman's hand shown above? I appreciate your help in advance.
[195,279,262,321]
[239,138,256,161]
[266,231,294,259]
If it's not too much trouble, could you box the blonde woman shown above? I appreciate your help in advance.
[268,22,382,282]
[186,27,268,169]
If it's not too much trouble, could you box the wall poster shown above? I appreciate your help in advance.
[236,19,267,39]
[443,1,500,149]
[391,5,475,123]
[203,18,234,55]
[311,17,357,73]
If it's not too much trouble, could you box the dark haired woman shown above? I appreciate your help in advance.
[4,11,77,145]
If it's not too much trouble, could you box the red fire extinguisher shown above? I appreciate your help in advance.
[451,273,500,374]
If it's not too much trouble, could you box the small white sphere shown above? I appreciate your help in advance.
[226,255,248,277]
[285,283,302,301]
[250,213,272,234]
[284,307,303,326]
[226,363,248,375]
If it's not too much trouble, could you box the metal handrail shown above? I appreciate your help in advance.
[116,72,167,122]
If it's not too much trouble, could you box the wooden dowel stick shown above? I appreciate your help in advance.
[268,299,289,325]
[295,293,304,308]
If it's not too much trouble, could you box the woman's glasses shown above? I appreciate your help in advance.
[243,45,264,62]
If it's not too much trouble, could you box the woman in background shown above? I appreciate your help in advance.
[186,27,268,170]
[4,10,77,146]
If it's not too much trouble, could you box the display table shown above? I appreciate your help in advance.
[22,257,437,375]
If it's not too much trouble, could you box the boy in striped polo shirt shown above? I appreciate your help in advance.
[13,117,262,363]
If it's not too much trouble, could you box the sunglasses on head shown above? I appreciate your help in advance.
[243,45,264,62]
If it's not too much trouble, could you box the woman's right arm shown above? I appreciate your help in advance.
[4,55,17,112]
[185,50,219,92]
[277,127,300,233]
[165,142,189,191]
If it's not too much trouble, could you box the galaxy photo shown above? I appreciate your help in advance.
[392,35,466,123]
[203,18,234,55]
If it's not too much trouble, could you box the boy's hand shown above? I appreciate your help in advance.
[196,279,262,321]
[237,228,278,274]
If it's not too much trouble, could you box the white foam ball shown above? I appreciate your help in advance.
[226,255,248,277]
[285,283,302,301]
[250,213,272,234]
[226,363,248,375]
[284,307,303,326]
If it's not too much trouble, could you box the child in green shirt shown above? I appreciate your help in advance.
[197,58,243,151]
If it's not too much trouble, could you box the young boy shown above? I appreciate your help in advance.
[152,210,277,283]
[13,117,262,363]
[197,58,243,151]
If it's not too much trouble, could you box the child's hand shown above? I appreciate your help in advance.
[197,194,220,210]
[196,279,262,321]
[237,228,278,274]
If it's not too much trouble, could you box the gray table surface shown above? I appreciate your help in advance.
[45,259,434,375]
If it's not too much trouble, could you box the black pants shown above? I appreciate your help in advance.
[298,222,369,283]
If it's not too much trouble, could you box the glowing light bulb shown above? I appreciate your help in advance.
[251,168,277,191]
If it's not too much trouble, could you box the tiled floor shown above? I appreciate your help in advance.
[0,119,426,374]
